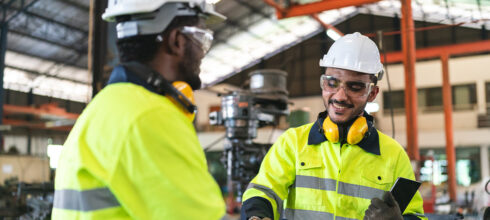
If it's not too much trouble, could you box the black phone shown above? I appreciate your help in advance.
[390,177,421,213]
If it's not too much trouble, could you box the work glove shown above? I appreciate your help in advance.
[248,217,272,220]
[363,192,403,220]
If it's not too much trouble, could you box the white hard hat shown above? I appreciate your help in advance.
[102,0,226,39]
[319,32,384,78]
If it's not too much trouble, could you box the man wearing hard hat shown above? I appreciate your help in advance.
[241,33,426,220]
[52,1,226,219]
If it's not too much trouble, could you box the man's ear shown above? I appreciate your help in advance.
[166,28,186,56]
[367,86,379,102]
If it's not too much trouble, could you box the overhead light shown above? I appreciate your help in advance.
[47,144,63,169]
[206,0,221,4]
[365,102,380,114]
[326,29,342,41]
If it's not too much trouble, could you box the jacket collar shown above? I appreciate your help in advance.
[307,111,380,155]
[106,62,159,94]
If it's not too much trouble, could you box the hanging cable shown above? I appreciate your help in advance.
[377,31,395,138]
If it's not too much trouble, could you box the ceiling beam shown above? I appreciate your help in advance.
[56,0,89,12]
[9,6,88,35]
[7,47,86,69]
[234,0,292,33]
[4,0,40,23]
[213,2,267,44]
[382,40,490,63]
[4,103,79,119]
[213,14,265,45]
[9,29,86,54]
[234,0,270,19]
[263,0,382,19]
[5,64,89,85]
[3,118,73,132]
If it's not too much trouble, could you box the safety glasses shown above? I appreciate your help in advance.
[320,75,374,98]
[180,26,214,54]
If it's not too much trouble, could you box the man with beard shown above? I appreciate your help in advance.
[52,1,227,219]
[241,33,426,220]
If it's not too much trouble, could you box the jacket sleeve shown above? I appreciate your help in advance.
[241,197,274,220]
[394,149,428,220]
[109,108,225,220]
[241,128,297,220]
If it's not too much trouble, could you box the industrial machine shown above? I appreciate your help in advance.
[209,69,289,204]
[0,178,54,219]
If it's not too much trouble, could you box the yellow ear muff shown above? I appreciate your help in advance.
[323,116,368,145]
[167,81,196,121]
[346,116,368,145]
[323,116,339,143]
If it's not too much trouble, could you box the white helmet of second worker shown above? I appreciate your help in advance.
[102,0,226,39]
[319,32,384,80]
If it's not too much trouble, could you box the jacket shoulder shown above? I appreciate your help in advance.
[84,83,183,122]
[376,130,406,157]
[270,123,315,154]
[278,123,314,142]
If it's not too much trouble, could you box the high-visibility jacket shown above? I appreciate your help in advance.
[242,112,426,220]
[52,66,225,219]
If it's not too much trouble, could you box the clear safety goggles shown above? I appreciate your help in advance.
[320,75,374,98]
[180,26,214,54]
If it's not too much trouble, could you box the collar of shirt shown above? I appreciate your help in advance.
[106,62,159,94]
[307,111,380,155]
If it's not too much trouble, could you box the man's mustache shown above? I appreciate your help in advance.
[329,99,354,108]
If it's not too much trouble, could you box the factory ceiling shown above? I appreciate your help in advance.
[0,0,489,102]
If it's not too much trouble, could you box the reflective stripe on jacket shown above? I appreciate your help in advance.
[52,66,225,219]
[242,116,426,220]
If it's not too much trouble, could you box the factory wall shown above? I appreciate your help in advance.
[198,55,490,148]
[197,54,490,208]
[3,135,66,156]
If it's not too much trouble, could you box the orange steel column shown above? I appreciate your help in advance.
[401,0,419,162]
[441,53,457,202]
[311,14,344,37]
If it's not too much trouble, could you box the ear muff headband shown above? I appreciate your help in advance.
[120,62,197,121]
[323,116,368,145]
[165,81,196,121]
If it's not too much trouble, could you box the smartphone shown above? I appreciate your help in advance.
[390,177,421,213]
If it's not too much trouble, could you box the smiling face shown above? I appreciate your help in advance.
[321,67,379,124]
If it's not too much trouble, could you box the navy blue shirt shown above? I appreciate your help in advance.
[107,64,157,94]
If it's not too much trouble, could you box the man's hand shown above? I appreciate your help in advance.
[248,217,271,220]
[363,192,403,220]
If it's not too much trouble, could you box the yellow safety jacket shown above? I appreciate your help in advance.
[52,66,225,219]
[243,113,426,220]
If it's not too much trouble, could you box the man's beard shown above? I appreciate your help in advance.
[179,43,202,90]
[326,99,367,124]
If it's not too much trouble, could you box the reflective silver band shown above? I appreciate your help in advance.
[336,216,358,220]
[337,181,385,200]
[53,188,120,211]
[284,208,334,220]
[295,175,386,200]
[247,183,284,219]
[284,208,361,220]
[411,213,427,217]
[295,175,336,191]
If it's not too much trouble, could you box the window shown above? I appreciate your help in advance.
[383,90,404,112]
[419,147,481,187]
[385,84,477,114]
[418,87,443,112]
[488,147,490,170]
[486,82,490,107]
[452,84,476,110]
